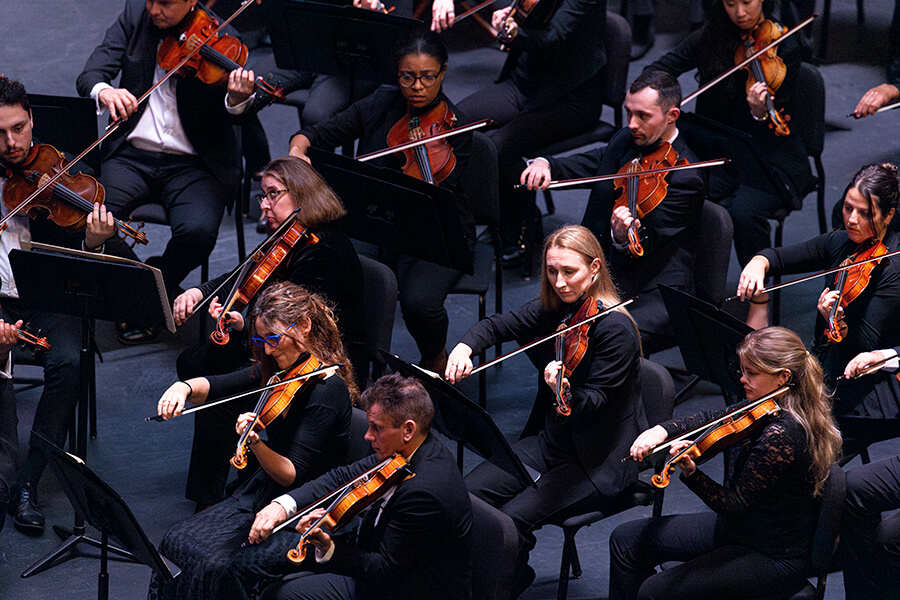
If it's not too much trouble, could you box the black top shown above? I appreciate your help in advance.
[297,87,475,239]
[460,299,643,496]
[207,367,353,511]
[662,407,816,560]
[758,229,900,419]
[286,434,473,600]
[198,221,365,349]
[645,26,815,200]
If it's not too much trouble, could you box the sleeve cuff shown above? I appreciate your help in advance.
[90,82,114,115]
[225,93,255,114]
[315,540,335,563]
[880,348,899,372]
[273,494,298,517]
[0,352,12,379]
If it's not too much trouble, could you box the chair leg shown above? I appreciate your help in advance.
[861,446,871,465]
[818,0,832,60]
[771,218,785,326]
[816,156,827,235]
[557,529,577,600]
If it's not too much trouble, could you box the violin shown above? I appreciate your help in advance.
[613,142,688,257]
[286,453,411,563]
[18,329,50,351]
[496,0,558,43]
[739,20,791,136]
[553,295,601,417]
[2,144,148,245]
[157,6,285,102]
[385,100,458,185]
[231,353,325,470]
[824,239,888,343]
[650,387,788,489]
[211,220,318,346]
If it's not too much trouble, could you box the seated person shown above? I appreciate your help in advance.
[610,326,842,599]
[212,373,473,600]
[520,71,706,355]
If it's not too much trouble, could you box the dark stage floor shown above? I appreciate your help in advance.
[1,0,900,598]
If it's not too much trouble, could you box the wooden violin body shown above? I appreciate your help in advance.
[231,353,324,470]
[553,296,602,417]
[824,239,888,343]
[2,144,148,245]
[386,101,457,185]
[739,20,791,136]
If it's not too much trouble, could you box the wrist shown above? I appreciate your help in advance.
[179,380,193,399]
[752,111,768,122]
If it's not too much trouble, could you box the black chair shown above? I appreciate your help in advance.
[345,407,375,464]
[818,0,866,60]
[551,358,674,600]
[470,493,519,600]
[449,131,502,406]
[358,255,398,383]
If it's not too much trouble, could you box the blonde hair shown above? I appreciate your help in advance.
[258,157,346,230]
[737,327,841,496]
[248,281,358,401]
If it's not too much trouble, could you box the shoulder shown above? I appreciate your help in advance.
[307,374,353,409]
[591,310,640,351]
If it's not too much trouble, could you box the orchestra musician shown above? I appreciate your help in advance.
[0,75,118,536]
[519,71,706,355]
[445,224,643,598]
[645,0,815,268]
[214,373,473,600]
[610,326,842,600]
[148,282,357,600]
[737,164,900,455]
[454,0,608,263]
[288,29,473,375]
[75,0,258,344]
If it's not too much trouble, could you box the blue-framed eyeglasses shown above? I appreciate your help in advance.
[250,322,296,349]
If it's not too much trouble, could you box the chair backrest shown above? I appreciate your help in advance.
[600,11,632,128]
[358,255,398,380]
[809,463,846,574]
[469,493,518,600]
[27,94,102,174]
[345,407,374,464]
[639,358,675,430]
[458,131,500,227]
[792,63,826,159]
[693,201,733,307]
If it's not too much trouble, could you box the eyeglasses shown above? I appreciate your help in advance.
[250,322,296,349]
[397,69,443,89]
[255,189,288,206]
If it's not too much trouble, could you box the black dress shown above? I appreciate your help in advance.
[147,372,353,600]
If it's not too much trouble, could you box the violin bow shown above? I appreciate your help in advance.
[848,100,900,119]
[0,0,257,231]
[623,386,790,463]
[513,158,729,190]
[453,0,499,23]
[356,119,492,162]
[725,245,900,301]
[680,13,817,108]
[144,362,343,422]
[464,297,635,377]
[837,352,897,381]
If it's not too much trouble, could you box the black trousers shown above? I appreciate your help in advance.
[842,455,900,600]
[101,143,227,294]
[0,377,16,532]
[609,512,809,600]
[2,299,82,493]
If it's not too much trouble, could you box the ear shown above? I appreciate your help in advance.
[667,106,680,124]
[885,207,895,225]
[590,258,601,279]
[402,419,417,443]
[298,317,313,337]
[777,369,791,387]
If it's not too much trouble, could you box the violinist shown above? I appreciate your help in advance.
[148,282,357,600]
[288,29,473,374]
[520,71,706,355]
[645,0,815,267]
[610,326,842,600]
[445,224,643,599]
[454,0,607,263]
[0,76,118,536]
[737,164,900,453]
[215,373,472,600]
[76,0,258,343]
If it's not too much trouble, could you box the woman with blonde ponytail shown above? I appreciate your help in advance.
[610,326,841,600]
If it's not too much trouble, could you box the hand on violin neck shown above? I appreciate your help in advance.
[226,67,256,107]
[97,87,138,122]
[248,501,288,545]
[296,508,336,558]
[236,412,261,442]
[611,205,639,246]
[543,360,565,391]
[84,202,116,251]
[746,81,771,121]
[491,7,513,31]
[817,287,843,322]
[0,319,23,356]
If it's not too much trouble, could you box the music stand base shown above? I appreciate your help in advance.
[21,524,136,579]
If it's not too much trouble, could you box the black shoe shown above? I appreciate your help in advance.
[10,483,44,536]
[118,325,160,345]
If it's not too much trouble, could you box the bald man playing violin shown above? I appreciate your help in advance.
[0,75,119,536]
[76,0,258,343]
[520,70,706,356]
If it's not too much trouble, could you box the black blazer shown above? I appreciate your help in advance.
[76,0,242,191]
[286,434,473,600]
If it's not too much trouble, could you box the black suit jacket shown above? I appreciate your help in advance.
[287,435,473,600]
[75,0,242,191]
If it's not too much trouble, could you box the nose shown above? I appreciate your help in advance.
[364,426,375,442]
[263,343,275,356]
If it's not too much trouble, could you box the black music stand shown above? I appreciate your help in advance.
[10,243,174,578]
[33,434,179,599]
[381,351,537,487]
[659,284,753,400]
[309,147,474,274]
[263,0,423,88]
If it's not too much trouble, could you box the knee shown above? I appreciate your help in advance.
[398,289,446,321]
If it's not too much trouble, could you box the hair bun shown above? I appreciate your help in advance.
[881,162,898,177]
